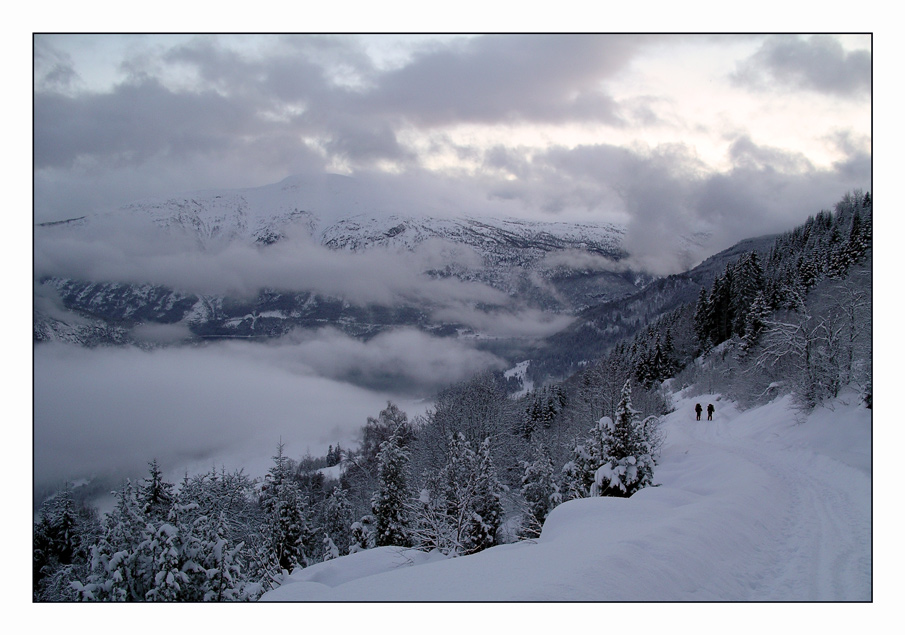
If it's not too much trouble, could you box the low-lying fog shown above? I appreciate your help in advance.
[33,330,509,503]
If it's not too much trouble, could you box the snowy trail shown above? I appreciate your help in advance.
[262,393,871,601]
[664,394,871,601]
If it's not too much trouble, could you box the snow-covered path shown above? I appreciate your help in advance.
[662,394,871,600]
[262,392,871,601]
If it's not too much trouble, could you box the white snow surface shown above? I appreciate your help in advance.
[262,391,871,601]
[503,360,533,397]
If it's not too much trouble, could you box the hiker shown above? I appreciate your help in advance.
[694,403,702,421]
[707,404,714,420]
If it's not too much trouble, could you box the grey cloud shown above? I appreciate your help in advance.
[131,322,194,345]
[429,306,575,340]
[322,119,414,166]
[732,35,871,97]
[728,135,815,173]
[540,249,632,274]
[361,34,638,126]
[494,137,870,274]
[276,327,506,393]
[34,41,81,93]
[33,341,431,494]
[163,36,343,103]
[33,217,508,308]
[34,77,258,170]
[34,138,325,223]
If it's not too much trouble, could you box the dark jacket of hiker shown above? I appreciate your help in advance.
[695,403,702,420]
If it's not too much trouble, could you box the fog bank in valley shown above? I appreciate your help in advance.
[33,335,499,497]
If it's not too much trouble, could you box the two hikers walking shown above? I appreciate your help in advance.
[695,403,715,421]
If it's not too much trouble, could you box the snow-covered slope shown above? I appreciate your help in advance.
[261,391,871,601]
[66,173,626,263]
[117,173,353,247]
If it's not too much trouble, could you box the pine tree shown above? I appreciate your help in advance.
[519,447,561,539]
[192,509,249,601]
[76,479,257,602]
[259,443,308,574]
[740,290,772,355]
[34,485,94,600]
[361,402,414,467]
[693,286,711,347]
[843,207,870,266]
[470,438,504,552]
[712,267,735,343]
[76,481,150,601]
[593,380,658,497]
[411,434,504,556]
[731,252,765,336]
[143,503,193,602]
[348,515,376,554]
[322,486,354,558]
[34,487,79,571]
[561,417,608,500]
[139,459,175,522]
[371,432,413,547]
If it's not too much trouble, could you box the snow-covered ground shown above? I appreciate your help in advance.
[503,360,533,397]
[262,390,871,602]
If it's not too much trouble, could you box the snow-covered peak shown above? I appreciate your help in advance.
[40,173,629,263]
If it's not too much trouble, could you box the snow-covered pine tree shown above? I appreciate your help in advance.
[323,534,340,561]
[731,251,766,337]
[75,481,151,601]
[469,438,504,552]
[693,286,712,348]
[371,431,413,548]
[842,205,871,267]
[740,290,772,356]
[410,433,505,556]
[344,402,414,523]
[560,416,608,501]
[34,487,78,574]
[75,466,174,601]
[322,486,354,558]
[259,443,309,575]
[139,459,175,522]
[33,485,98,601]
[518,446,561,539]
[593,380,657,497]
[360,402,414,467]
[178,467,263,552]
[348,514,376,554]
[192,509,252,601]
[409,474,455,554]
[142,501,196,602]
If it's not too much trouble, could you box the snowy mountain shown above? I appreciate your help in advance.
[34,174,654,353]
[108,173,627,258]
[260,390,871,601]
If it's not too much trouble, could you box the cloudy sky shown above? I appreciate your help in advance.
[33,33,871,261]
